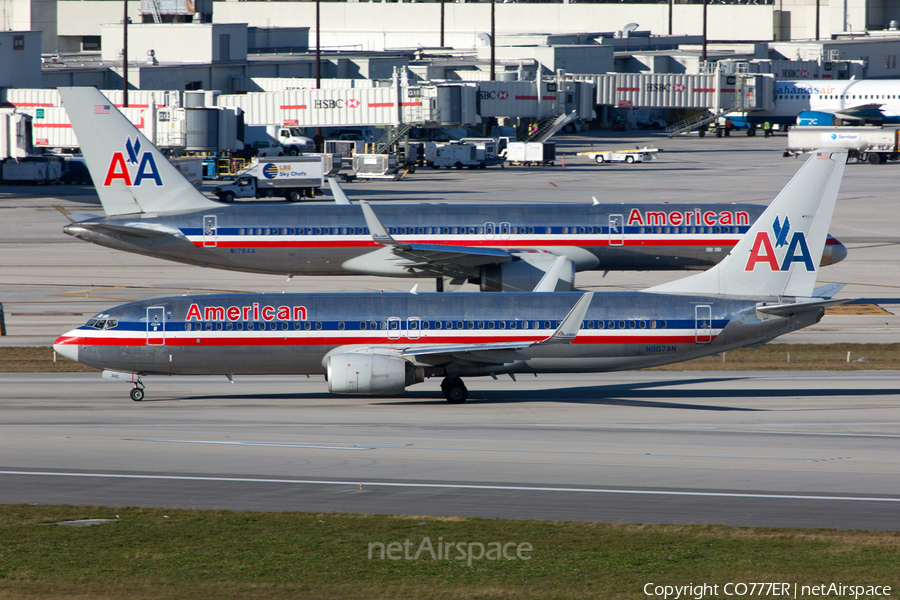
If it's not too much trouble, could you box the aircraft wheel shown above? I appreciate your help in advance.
[625,155,634,164]
[130,387,144,402]
[595,156,605,164]
[441,377,468,404]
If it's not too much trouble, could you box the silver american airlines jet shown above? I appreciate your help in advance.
[55,150,851,403]
[57,87,846,292]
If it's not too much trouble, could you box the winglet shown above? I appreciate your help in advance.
[327,177,352,205]
[538,292,594,345]
[532,255,568,292]
[359,201,402,247]
[592,196,600,205]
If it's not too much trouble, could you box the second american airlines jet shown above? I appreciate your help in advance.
[55,150,851,403]
[58,87,846,292]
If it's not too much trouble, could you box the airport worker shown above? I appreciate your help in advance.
[763,121,772,138]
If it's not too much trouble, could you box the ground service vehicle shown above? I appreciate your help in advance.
[579,147,658,164]
[214,157,325,202]
[243,125,312,156]
[785,126,900,164]
[503,142,556,166]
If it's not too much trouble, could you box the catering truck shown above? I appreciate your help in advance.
[214,156,325,202]
[785,126,900,164]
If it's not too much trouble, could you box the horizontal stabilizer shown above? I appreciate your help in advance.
[812,283,845,299]
[756,297,853,316]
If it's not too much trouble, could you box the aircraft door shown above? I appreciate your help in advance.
[609,214,624,246]
[146,306,166,346]
[499,222,511,240]
[484,222,495,240]
[203,215,217,248]
[695,305,712,344]
[387,317,401,340]
[407,317,421,339]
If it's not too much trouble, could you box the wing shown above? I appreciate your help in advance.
[832,103,885,121]
[400,292,594,365]
[346,200,515,276]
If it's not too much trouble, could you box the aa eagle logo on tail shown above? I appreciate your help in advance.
[744,215,815,272]
[103,137,162,187]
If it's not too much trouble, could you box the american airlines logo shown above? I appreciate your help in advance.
[627,209,750,228]
[104,137,162,187]
[744,215,815,272]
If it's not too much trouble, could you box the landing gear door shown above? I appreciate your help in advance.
[609,214,624,246]
[146,306,166,346]
[203,215,217,248]
[695,305,712,344]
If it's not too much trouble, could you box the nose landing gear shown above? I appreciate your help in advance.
[129,377,145,402]
[441,376,468,404]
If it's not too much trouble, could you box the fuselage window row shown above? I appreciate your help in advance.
[179,319,670,332]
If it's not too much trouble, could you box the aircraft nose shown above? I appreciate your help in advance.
[820,236,848,266]
[53,333,79,363]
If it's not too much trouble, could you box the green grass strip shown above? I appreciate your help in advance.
[0,505,897,599]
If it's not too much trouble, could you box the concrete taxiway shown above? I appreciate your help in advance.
[1,371,898,529]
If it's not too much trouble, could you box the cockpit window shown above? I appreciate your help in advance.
[85,318,118,329]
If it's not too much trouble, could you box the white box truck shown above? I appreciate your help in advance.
[214,157,325,202]
[243,125,313,157]
[503,142,556,166]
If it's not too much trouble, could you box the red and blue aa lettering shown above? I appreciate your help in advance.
[745,216,815,272]
[103,137,162,187]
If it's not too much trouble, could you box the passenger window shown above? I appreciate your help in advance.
[587,321,594,329]
[265,228,271,235]
[629,321,636,329]
[562,227,568,234]
[467,321,475,329]
[545,227,551,234]
[185,322,192,331]
[338,322,345,330]
[597,321,604,329]
[295,322,302,330]
[226,323,233,331]
[488,321,495,329]
[660,321,667,329]
[544,321,551,329]
[282,322,288,330]
[247,323,254,331]
[237,323,243,331]
[499,321,505,329]
[640,321,646,329]
[457,321,463,329]
[618,321,626,329]
[528,227,535,234]
[534,321,541,329]
[316,322,322,330]
[435,321,442,330]
[239,228,245,235]
[608,321,615,329]
[521,321,528,329]
[422,321,430,330]
[205,323,212,331]
[360,322,367,330]
[304,322,311,330]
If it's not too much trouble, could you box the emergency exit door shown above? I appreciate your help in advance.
[203,215,217,247]
[146,306,166,346]
[609,214,624,246]
[695,305,712,344]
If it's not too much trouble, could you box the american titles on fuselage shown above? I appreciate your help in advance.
[626,209,750,228]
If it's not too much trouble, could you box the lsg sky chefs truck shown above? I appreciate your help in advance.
[214,157,325,202]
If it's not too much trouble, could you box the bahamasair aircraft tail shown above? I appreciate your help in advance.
[58,87,846,292]
[54,150,850,403]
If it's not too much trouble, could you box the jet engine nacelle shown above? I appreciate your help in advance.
[480,255,575,292]
[326,352,424,395]
[797,111,839,127]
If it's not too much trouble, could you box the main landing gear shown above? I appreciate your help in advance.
[129,376,145,402]
[441,376,468,404]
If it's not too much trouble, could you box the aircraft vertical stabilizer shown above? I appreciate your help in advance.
[646,149,847,299]
[58,87,219,216]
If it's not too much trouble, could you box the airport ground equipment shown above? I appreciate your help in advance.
[0,110,32,160]
[578,147,658,164]
[243,125,312,156]
[352,154,401,180]
[0,156,63,183]
[214,156,325,202]
[428,142,483,169]
[785,126,900,164]
[503,142,556,166]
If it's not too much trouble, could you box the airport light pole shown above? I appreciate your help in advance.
[123,0,128,107]
[490,0,495,81]
[701,0,707,63]
[440,0,445,47]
